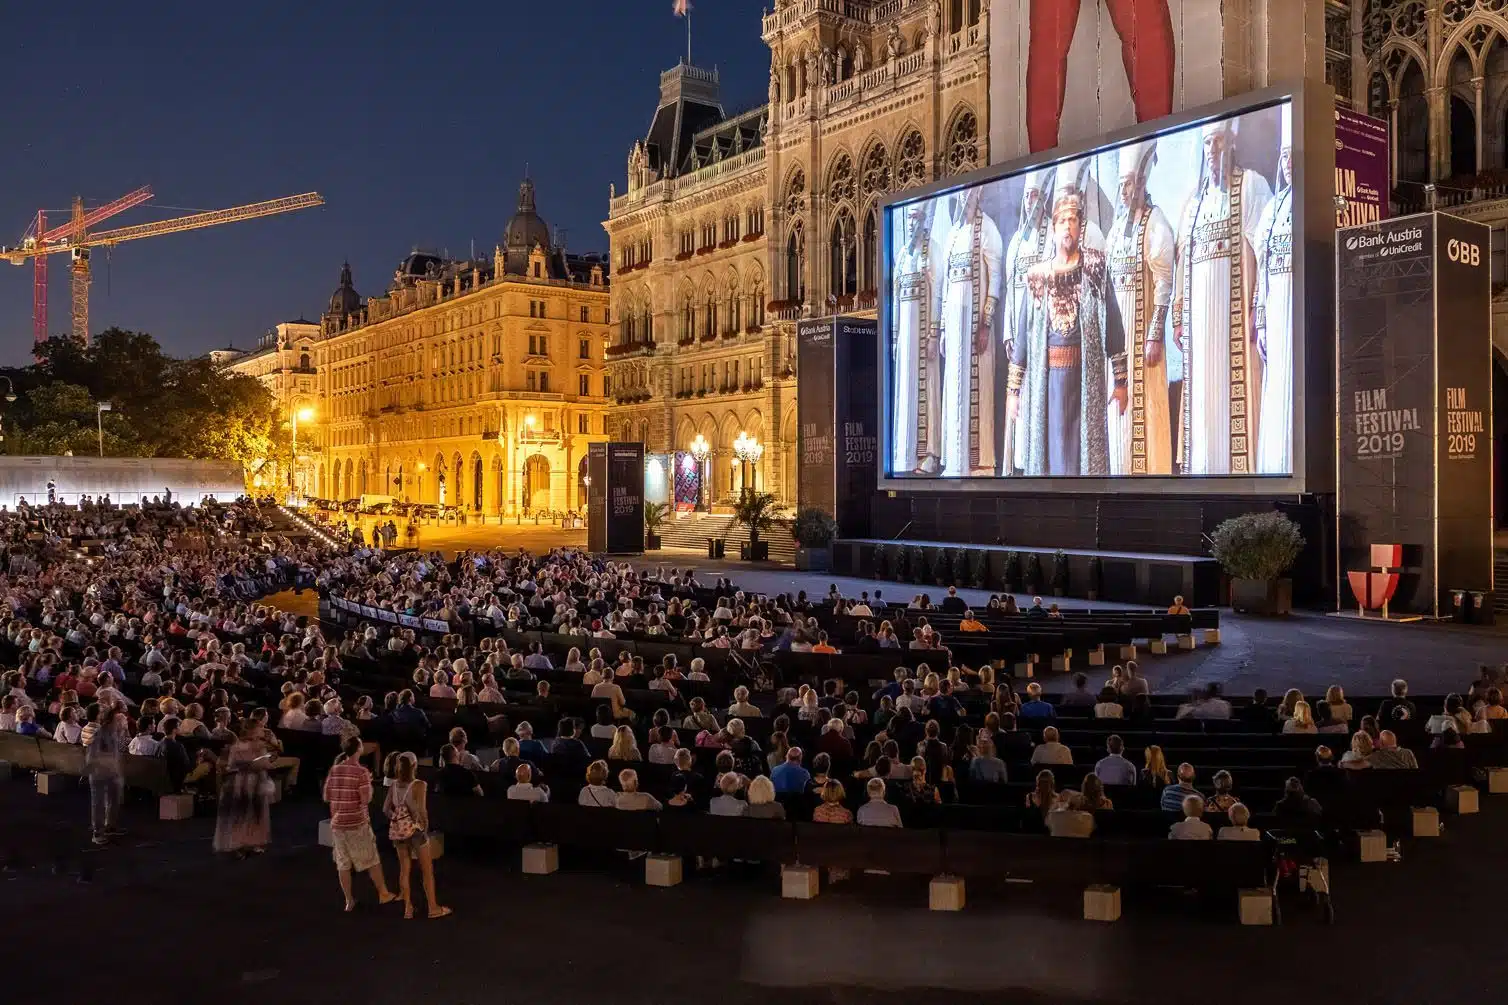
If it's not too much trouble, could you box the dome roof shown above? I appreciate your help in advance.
[327,262,361,317]
[397,251,444,279]
[503,178,551,257]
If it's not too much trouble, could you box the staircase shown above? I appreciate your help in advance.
[656,511,796,566]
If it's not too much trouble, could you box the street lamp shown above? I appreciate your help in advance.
[96,401,112,457]
[0,377,17,447]
[689,433,711,512]
[290,406,314,503]
[732,431,763,499]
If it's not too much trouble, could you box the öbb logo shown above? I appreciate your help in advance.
[1447,238,1481,266]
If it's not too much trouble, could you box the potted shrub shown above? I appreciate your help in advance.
[1086,556,1103,602]
[643,501,667,551]
[1051,550,1070,597]
[1003,550,1022,593]
[1209,510,1305,615]
[791,506,839,572]
[889,543,907,581]
[908,545,927,585]
[872,542,889,579]
[733,490,778,561]
[1025,553,1044,594]
[952,548,971,587]
[969,549,989,589]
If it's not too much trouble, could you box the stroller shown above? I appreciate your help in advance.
[1267,828,1335,924]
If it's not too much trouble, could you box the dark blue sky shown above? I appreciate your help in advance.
[1,2,769,364]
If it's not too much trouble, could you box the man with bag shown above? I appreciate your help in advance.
[322,734,398,912]
[85,705,127,846]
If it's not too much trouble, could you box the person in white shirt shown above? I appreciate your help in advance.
[849,594,874,617]
[1030,726,1073,765]
[1216,802,1261,841]
[1169,794,1214,839]
[687,657,710,682]
[647,727,679,764]
[506,763,549,802]
[428,671,456,699]
[727,686,761,719]
[127,721,161,757]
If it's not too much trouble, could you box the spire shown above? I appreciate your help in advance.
[517,177,536,214]
[338,261,353,287]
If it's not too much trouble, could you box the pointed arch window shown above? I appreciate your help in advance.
[830,209,857,298]
[945,110,980,177]
[786,222,806,303]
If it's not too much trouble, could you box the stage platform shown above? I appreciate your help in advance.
[831,538,1221,607]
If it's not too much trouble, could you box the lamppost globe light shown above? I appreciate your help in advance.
[417,462,428,472]
[297,407,315,423]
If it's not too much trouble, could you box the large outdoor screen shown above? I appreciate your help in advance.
[884,98,1294,480]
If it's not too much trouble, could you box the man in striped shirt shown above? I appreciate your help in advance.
[322,734,396,912]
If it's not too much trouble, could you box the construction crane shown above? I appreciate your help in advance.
[5,190,324,346]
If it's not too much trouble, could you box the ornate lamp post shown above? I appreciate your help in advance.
[290,406,314,504]
[732,430,763,499]
[689,433,711,511]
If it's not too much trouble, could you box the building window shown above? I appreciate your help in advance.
[578,413,589,434]
[579,338,590,359]
[533,263,542,278]
[579,374,590,396]
[528,335,537,355]
[603,375,611,396]
[527,371,537,391]
[603,307,610,324]
[580,306,588,322]
[539,371,550,393]
[529,302,536,318]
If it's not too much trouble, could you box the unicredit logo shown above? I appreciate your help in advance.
[1346,236,1358,251]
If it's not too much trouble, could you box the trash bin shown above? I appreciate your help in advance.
[1470,591,1495,626]
[1450,589,1471,624]
[707,538,725,559]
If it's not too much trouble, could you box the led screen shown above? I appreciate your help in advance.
[885,99,1293,479]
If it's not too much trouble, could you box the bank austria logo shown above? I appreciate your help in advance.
[1349,225,1424,258]
[1447,237,1481,266]
[1345,235,1359,251]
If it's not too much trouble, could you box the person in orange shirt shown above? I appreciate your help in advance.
[811,631,840,655]
[1167,595,1191,616]
[959,610,988,633]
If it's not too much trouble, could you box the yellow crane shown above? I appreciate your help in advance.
[5,190,324,346]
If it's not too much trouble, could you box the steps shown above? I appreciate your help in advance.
[656,512,796,566]
[1495,550,1508,615]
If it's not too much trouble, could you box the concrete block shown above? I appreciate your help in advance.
[1148,638,1169,655]
[1176,633,1196,650]
[427,831,444,860]
[1014,661,1034,678]
[0,759,12,779]
[1087,648,1105,666]
[1051,654,1070,673]
[522,843,559,874]
[1083,884,1120,922]
[318,819,334,847]
[158,793,194,821]
[1239,888,1274,926]
[645,853,683,887]
[1203,629,1221,645]
[35,771,67,795]
[929,874,965,911]
[1358,829,1388,863]
[1447,785,1479,815]
[1488,767,1508,794]
[1118,644,1136,660]
[1412,806,1441,837]
[782,864,820,899]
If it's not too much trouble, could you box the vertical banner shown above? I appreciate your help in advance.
[586,442,608,553]
[1433,214,1494,610]
[835,316,878,538]
[672,451,699,512]
[796,318,837,517]
[1334,106,1390,228]
[606,442,645,554]
[1336,214,1436,613]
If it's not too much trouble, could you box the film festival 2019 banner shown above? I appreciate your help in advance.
[606,442,645,554]
[797,316,879,537]
[797,319,837,516]
[1336,212,1492,615]
[1334,106,1389,228]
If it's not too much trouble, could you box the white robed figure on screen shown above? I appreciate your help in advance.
[1008,176,1127,476]
[891,201,944,474]
[937,187,1003,477]
[1173,118,1272,475]
[1106,140,1174,475]
[1002,167,1055,475]
[1252,112,1294,475]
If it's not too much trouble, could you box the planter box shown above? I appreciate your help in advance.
[740,541,770,562]
[644,534,662,550]
[795,546,830,572]
[1230,577,1292,615]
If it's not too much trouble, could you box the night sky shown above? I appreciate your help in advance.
[1,1,769,364]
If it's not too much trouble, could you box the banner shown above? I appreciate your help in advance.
[1336,211,1493,615]
[796,318,837,515]
[1334,107,1389,228]
[398,614,422,628]
[1433,213,1493,608]
[606,442,645,554]
[422,618,450,634]
[835,316,878,538]
[586,442,608,553]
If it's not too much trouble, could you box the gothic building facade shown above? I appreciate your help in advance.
[605,0,989,506]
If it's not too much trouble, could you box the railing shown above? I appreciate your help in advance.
[610,147,765,216]
[896,50,926,77]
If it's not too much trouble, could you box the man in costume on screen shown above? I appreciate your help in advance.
[891,200,943,474]
[1001,166,1057,475]
[1252,111,1294,475]
[1173,117,1272,475]
[937,186,1003,477]
[1106,139,1174,475]
[1008,175,1127,476]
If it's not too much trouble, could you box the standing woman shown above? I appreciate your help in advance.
[213,720,273,858]
[383,752,451,920]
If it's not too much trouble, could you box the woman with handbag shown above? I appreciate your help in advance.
[382,752,451,920]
